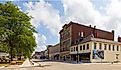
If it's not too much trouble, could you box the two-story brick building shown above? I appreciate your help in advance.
[47,44,60,60]
[59,21,114,61]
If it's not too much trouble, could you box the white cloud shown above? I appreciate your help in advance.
[24,1,62,35]
[105,0,121,39]
[62,0,121,41]
[34,33,47,51]
[62,0,104,27]
[23,1,63,51]
[22,0,121,51]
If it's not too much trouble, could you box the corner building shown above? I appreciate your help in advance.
[70,36,121,63]
[59,21,114,61]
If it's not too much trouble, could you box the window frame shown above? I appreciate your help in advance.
[87,44,89,50]
[113,45,115,51]
[99,43,102,50]
[104,44,107,50]
[83,45,85,50]
[94,43,97,49]
[109,44,111,50]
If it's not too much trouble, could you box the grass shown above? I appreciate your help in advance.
[0,63,10,67]
[10,60,24,65]
[0,60,24,67]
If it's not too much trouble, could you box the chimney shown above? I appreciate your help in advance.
[89,25,91,27]
[93,26,96,37]
[94,26,96,29]
[118,36,121,42]
[112,30,114,34]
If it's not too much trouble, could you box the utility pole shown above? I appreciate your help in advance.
[76,45,79,63]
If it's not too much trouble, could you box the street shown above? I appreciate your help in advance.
[2,61,121,70]
[37,61,121,70]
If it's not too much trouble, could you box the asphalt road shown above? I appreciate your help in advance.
[2,61,121,70]
[38,61,121,70]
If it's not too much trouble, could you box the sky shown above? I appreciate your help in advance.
[1,0,121,51]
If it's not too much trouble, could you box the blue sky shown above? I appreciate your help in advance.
[1,0,121,51]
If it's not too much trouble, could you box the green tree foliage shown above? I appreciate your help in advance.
[0,2,37,60]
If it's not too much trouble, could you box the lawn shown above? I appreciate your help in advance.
[0,63,10,67]
[0,60,24,67]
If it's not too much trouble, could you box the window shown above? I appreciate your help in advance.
[83,45,85,50]
[63,48,65,51]
[109,44,111,50]
[113,45,115,51]
[87,44,89,50]
[74,47,75,51]
[117,46,119,51]
[104,44,107,50]
[71,48,73,52]
[76,47,78,51]
[99,43,102,50]
[120,46,121,51]
[94,43,97,49]
[80,45,82,50]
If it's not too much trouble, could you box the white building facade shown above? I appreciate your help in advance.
[70,36,121,63]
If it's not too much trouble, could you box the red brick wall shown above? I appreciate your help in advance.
[59,21,114,52]
[96,29,114,40]
[71,23,114,43]
[118,37,121,42]
[71,23,94,42]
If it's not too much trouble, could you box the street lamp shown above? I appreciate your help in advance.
[76,45,79,63]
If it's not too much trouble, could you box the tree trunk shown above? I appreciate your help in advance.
[9,41,13,62]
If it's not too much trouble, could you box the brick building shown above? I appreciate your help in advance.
[59,21,114,61]
[47,44,60,60]
[32,51,45,59]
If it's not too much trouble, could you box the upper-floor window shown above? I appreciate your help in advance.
[74,47,75,51]
[71,48,73,52]
[76,46,78,51]
[109,44,111,50]
[94,43,97,49]
[63,48,65,51]
[104,44,107,50]
[117,46,119,51]
[113,45,115,51]
[120,46,121,51]
[75,40,78,44]
[99,43,102,50]
[83,45,85,50]
[80,45,82,51]
[87,44,89,50]
[78,32,84,37]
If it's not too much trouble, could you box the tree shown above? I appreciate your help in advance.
[0,2,37,61]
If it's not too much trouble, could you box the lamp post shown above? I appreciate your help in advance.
[76,45,79,63]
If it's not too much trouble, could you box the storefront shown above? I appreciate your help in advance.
[70,52,91,62]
